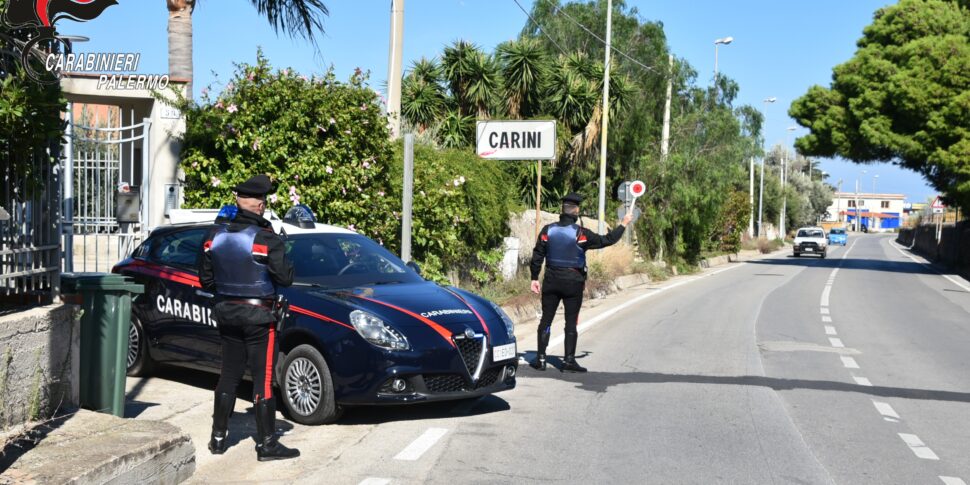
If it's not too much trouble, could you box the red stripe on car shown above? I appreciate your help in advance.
[444,289,490,337]
[347,295,456,347]
[290,305,355,330]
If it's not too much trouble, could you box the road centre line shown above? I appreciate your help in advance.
[825,325,837,335]
[822,315,833,323]
[547,262,747,350]
[820,286,832,307]
[890,240,970,293]
[394,428,449,461]
[872,401,900,420]
[359,479,391,485]
[829,337,845,348]
[940,477,967,485]
[898,433,940,460]
[820,308,830,315]
[853,376,873,386]
[841,356,859,369]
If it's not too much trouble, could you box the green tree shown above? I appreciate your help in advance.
[789,0,970,213]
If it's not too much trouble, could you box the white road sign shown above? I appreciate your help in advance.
[476,120,556,160]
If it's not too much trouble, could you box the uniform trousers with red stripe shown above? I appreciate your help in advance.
[215,322,277,402]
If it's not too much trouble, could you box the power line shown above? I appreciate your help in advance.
[510,0,569,56]
[543,0,659,74]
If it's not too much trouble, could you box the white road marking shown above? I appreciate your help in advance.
[359,479,392,485]
[547,262,747,350]
[822,316,833,323]
[890,240,970,292]
[872,401,900,420]
[940,477,967,485]
[853,376,873,386]
[829,337,845,348]
[394,428,449,461]
[820,308,830,315]
[840,356,859,369]
[843,239,859,259]
[825,325,837,335]
[821,286,832,307]
[898,433,940,460]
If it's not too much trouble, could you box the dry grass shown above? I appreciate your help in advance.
[586,242,636,278]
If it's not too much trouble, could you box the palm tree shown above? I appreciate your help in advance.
[167,0,329,98]
[441,40,500,119]
[401,57,447,133]
[497,38,550,119]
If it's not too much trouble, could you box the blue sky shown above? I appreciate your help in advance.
[62,0,935,203]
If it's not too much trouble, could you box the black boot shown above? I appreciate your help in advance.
[561,332,587,373]
[255,398,300,461]
[530,328,550,370]
[208,392,234,455]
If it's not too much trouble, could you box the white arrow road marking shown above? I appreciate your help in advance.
[898,433,940,460]
[394,428,449,461]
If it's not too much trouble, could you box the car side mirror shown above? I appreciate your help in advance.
[406,261,421,276]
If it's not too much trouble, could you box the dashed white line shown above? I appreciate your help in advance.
[898,433,940,460]
[824,325,837,335]
[872,401,900,421]
[822,315,833,323]
[820,308,830,315]
[820,286,832,307]
[853,376,873,386]
[840,356,859,369]
[394,428,449,461]
[829,337,845,348]
[359,479,392,485]
[940,477,967,485]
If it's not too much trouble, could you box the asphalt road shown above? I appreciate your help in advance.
[125,234,970,484]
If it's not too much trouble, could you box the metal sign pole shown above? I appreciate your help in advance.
[535,159,542,242]
[402,134,414,262]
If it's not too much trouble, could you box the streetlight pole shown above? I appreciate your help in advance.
[873,174,879,194]
[758,97,776,238]
[855,169,866,232]
[596,0,613,233]
[386,0,405,139]
[713,36,733,86]
[780,126,796,238]
[836,179,843,224]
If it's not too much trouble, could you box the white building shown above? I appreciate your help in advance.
[824,192,905,232]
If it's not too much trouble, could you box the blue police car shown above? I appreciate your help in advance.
[115,208,517,425]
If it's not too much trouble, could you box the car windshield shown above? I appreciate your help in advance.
[830,229,845,235]
[285,233,423,288]
[797,229,824,238]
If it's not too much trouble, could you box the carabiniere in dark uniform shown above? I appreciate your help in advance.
[529,192,632,372]
[198,174,300,461]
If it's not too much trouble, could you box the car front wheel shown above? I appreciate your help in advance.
[127,316,155,377]
[280,344,342,425]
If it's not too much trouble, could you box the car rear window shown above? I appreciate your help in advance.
[830,229,845,235]
[797,230,824,238]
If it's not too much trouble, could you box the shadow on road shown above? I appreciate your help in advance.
[747,256,939,276]
[521,369,970,403]
[337,394,511,425]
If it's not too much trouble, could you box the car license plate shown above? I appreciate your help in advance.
[804,247,813,252]
[493,343,516,361]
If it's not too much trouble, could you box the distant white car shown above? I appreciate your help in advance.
[793,227,827,258]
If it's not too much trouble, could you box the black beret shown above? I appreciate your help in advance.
[562,192,584,205]
[232,174,274,196]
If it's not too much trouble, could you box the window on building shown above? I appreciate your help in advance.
[848,200,856,207]
[881,201,889,208]
[859,200,865,206]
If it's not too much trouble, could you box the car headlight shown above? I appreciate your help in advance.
[349,310,409,350]
[488,301,515,340]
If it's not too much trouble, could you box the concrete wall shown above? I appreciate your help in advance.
[897,221,970,277]
[0,305,79,428]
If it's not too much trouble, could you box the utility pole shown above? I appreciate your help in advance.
[596,0,613,233]
[749,157,754,237]
[779,148,786,238]
[386,0,404,138]
[660,54,672,162]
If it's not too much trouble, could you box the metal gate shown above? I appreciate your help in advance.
[62,103,151,273]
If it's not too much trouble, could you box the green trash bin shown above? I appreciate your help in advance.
[62,273,144,417]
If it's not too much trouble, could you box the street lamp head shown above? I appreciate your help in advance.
[715,36,734,45]
[764,97,777,103]
[787,125,797,132]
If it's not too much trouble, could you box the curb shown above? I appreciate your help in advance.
[2,409,195,484]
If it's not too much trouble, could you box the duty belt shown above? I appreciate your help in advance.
[226,297,274,308]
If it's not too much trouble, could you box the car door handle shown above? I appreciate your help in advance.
[195,290,214,299]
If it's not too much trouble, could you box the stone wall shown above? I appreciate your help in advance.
[0,304,79,428]
[897,221,970,277]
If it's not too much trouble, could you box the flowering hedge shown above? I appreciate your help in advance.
[177,53,516,282]
[179,52,396,238]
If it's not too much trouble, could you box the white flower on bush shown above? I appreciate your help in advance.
[453,179,460,187]
[227,104,238,113]
[329,117,336,125]
[459,176,466,184]
[326,166,333,174]
[211,177,221,187]
[252,138,261,151]
[348,224,356,232]
[362,160,370,169]
[269,194,278,204]
[288,185,298,195]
